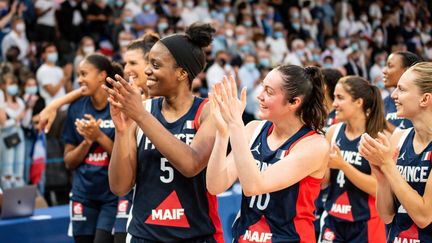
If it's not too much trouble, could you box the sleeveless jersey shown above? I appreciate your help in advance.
[388,128,432,242]
[325,123,379,222]
[128,97,223,242]
[62,96,117,202]
[232,121,321,243]
[384,96,412,129]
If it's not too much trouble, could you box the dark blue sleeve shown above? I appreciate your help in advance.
[62,102,81,145]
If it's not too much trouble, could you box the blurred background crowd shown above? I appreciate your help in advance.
[0,0,431,205]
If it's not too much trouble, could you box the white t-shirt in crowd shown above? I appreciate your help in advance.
[35,0,56,27]
[36,63,68,110]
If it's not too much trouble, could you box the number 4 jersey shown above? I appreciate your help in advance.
[128,97,223,242]
[232,121,321,243]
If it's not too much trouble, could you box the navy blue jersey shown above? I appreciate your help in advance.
[128,97,223,242]
[384,96,412,129]
[63,96,116,202]
[388,128,432,242]
[325,123,379,222]
[232,121,320,243]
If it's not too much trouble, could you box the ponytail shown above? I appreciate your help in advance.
[365,85,387,138]
[302,67,327,133]
[277,65,327,133]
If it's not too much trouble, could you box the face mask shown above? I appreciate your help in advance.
[6,84,19,96]
[256,41,266,49]
[351,43,359,51]
[124,16,133,23]
[244,63,256,72]
[379,60,386,67]
[259,58,271,68]
[227,16,236,24]
[292,23,300,30]
[292,12,299,19]
[16,23,25,33]
[119,40,130,47]
[225,29,234,37]
[274,31,283,39]
[295,49,305,57]
[83,46,95,55]
[216,34,225,42]
[143,4,151,12]
[360,15,368,22]
[307,43,315,50]
[374,36,383,44]
[115,0,123,7]
[376,80,385,89]
[199,1,208,8]
[47,52,58,63]
[240,45,251,53]
[158,22,168,31]
[222,6,230,14]
[255,10,263,16]
[25,86,38,95]
[312,54,320,61]
[329,44,336,50]
[243,21,252,27]
[185,1,194,9]
[323,63,333,69]
[237,34,247,41]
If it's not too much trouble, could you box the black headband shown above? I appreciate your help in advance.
[160,34,203,81]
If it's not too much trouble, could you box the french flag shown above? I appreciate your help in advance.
[276,149,288,160]
[30,131,47,185]
[422,151,432,161]
[183,120,195,130]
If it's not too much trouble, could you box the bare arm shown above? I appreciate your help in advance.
[38,89,82,132]
[0,2,17,29]
[64,142,91,170]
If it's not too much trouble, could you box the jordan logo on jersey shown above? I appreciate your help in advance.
[239,215,272,243]
[145,191,190,228]
[329,192,354,221]
[85,146,109,166]
[251,143,261,155]
[393,224,419,243]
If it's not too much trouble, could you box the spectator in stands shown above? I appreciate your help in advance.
[206,50,235,91]
[238,54,260,123]
[56,0,86,44]
[0,73,26,189]
[1,17,29,64]
[86,0,113,43]
[0,0,19,58]
[133,2,158,37]
[73,36,96,89]
[34,0,57,43]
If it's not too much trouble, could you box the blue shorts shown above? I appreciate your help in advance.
[321,215,386,243]
[69,195,117,236]
[114,195,133,233]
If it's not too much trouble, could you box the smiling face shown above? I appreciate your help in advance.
[256,69,291,121]
[391,69,422,119]
[332,83,363,122]
[77,60,106,96]
[124,49,148,89]
[382,53,406,88]
[144,42,184,97]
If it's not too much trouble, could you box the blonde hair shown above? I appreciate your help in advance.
[409,62,432,94]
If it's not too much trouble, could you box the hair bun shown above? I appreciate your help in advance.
[185,22,215,48]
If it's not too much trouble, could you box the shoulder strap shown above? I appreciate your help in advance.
[136,99,152,146]
[331,122,344,144]
[397,127,413,149]
[248,120,267,148]
[193,98,208,131]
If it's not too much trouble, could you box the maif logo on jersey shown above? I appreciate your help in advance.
[145,191,190,228]
[85,146,109,166]
[239,215,272,243]
[393,224,419,243]
[71,202,87,221]
[329,192,354,221]
[322,227,336,243]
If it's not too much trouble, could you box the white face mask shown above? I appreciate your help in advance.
[83,46,95,55]
[16,23,25,33]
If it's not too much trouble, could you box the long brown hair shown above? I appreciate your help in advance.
[338,76,387,138]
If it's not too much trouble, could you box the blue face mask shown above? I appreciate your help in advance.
[46,52,58,63]
[240,45,251,53]
[216,34,225,42]
[292,23,300,30]
[124,16,133,23]
[6,84,19,96]
[143,4,151,12]
[243,21,252,27]
[25,86,38,95]
[274,32,283,39]
[376,81,385,89]
[158,22,168,31]
[329,44,336,50]
[323,63,333,69]
[115,0,123,7]
[379,60,386,67]
[312,54,320,61]
[259,58,271,68]
[244,63,256,72]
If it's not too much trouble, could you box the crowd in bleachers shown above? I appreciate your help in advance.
[0,0,431,202]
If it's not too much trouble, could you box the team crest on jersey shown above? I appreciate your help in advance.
[117,200,129,218]
[329,192,354,221]
[145,191,190,228]
[71,202,87,221]
[394,224,419,243]
[85,146,109,166]
[322,227,336,242]
[239,215,272,243]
